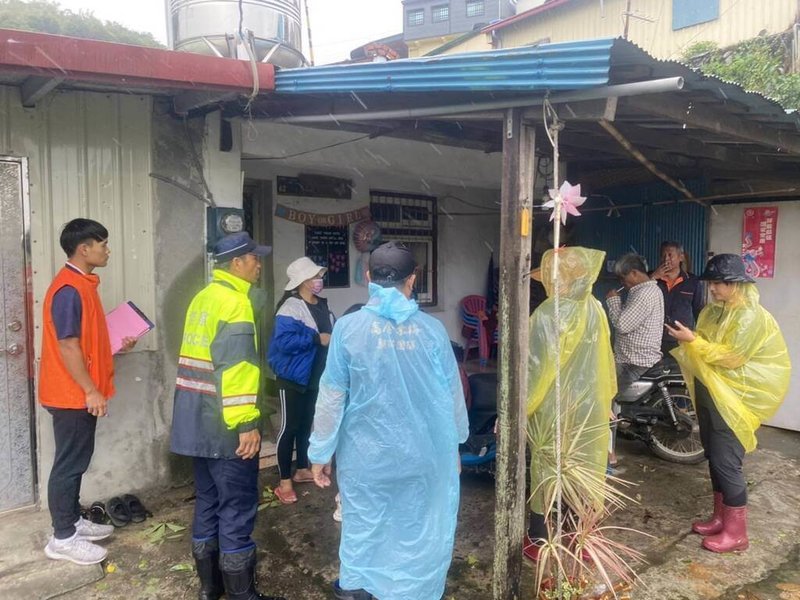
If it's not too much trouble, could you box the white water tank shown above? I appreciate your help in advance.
[167,0,306,68]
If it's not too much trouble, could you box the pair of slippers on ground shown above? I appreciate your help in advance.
[82,494,152,527]
[274,472,315,504]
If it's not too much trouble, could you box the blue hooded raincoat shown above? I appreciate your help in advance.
[308,283,469,600]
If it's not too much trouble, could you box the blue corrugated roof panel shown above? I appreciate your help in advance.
[275,38,615,93]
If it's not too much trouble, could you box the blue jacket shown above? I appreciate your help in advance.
[268,296,331,387]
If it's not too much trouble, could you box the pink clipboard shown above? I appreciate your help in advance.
[106,301,155,354]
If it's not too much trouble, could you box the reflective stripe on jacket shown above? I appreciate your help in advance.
[170,269,261,459]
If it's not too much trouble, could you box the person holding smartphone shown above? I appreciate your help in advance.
[666,254,790,554]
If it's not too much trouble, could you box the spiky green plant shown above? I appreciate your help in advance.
[528,412,650,599]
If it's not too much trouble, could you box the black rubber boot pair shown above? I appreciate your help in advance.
[333,579,374,600]
[220,547,286,600]
[192,539,225,600]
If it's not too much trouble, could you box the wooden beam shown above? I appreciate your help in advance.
[493,108,533,600]
[625,94,800,155]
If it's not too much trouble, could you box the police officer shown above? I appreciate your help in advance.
[170,232,284,600]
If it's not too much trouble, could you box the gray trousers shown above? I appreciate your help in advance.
[696,381,747,507]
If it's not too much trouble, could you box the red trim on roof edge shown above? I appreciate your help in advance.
[481,0,576,33]
[0,29,275,93]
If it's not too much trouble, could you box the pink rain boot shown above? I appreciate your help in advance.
[702,505,749,553]
[692,492,724,536]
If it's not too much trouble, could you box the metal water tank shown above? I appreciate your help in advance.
[168,0,306,68]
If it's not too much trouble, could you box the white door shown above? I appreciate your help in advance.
[0,157,36,511]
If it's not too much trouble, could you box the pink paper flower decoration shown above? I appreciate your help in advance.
[544,181,587,225]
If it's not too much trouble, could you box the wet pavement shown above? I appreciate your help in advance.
[0,427,798,599]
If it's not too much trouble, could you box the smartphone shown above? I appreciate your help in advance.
[665,316,678,328]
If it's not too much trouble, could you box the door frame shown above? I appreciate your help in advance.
[0,154,38,512]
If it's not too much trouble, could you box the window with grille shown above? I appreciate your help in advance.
[407,8,425,27]
[432,4,450,22]
[466,0,484,18]
[370,191,438,306]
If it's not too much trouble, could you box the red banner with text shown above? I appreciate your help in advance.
[741,206,778,279]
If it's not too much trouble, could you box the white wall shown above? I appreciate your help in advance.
[241,123,504,342]
[709,202,800,432]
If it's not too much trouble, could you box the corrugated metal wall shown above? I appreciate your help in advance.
[573,180,708,275]
[441,0,797,60]
[0,86,156,352]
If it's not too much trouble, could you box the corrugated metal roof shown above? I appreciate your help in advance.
[273,37,800,131]
[275,38,615,93]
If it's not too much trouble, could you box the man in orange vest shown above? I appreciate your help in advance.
[39,219,136,566]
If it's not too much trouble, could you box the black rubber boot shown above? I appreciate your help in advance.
[192,539,224,600]
[220,548,286,600]
[333,579,374,600]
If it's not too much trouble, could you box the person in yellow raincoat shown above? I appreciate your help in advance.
[524,247,617,562]
[667,253,790,554]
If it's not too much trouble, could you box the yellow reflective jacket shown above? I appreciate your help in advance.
[170,269,262,459]
[672,283,791,452]
[527,247,617,514]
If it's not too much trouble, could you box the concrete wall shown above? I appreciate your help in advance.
[709,202,800,432]
[242,122,504,342]
[440,0,798,60]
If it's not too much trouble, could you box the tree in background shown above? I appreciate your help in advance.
[0,0,163,47]
[682,32,800,110]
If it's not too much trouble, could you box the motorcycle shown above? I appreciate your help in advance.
[615,357,705,464]
[454,351,704,471]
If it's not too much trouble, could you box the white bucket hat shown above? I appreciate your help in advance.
[285,257,327,290]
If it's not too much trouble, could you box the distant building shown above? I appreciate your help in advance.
[402,0,517,57]
[431,0,800,62]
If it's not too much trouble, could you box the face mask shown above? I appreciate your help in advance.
[310,278,324,296]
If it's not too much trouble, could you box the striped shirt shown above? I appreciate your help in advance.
[606,280,664,368]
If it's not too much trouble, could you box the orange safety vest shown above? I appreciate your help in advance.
[39,265,114,409]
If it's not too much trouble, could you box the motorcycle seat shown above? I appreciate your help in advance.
[640,357,679,380]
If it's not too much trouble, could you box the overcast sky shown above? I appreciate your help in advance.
[52,0,402,65]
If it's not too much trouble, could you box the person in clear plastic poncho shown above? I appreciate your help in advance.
[308,241,469,600]
[524,247,617,561]
[667,253,790,554]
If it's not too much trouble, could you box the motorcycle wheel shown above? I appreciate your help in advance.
[648,390,706,465]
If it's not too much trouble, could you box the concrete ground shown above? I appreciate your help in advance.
[0,426,798,600]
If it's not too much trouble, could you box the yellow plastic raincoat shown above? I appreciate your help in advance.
[672,283,790,452]
[527,247,617,513]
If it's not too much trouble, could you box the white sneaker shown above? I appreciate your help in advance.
[333,493,342,523]
[44,533,108,566]
[75,516,114,541]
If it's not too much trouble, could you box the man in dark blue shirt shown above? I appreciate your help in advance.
[651,241,705,354]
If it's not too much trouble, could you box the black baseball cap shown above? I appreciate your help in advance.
[700,253,755,283]
[213,232,271,262]
[369,241,417,285]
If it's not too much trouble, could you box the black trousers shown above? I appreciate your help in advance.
[276,383,317,479]
[47,408,97,539]
[696,381,747,507]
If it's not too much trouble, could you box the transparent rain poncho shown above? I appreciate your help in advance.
[672,283,791,452]
[308,283,469,600]
[527,247,617,514]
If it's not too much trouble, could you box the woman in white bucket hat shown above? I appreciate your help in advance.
[268,257,335,504]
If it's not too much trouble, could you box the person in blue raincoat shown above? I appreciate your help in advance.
[309,241,470,600]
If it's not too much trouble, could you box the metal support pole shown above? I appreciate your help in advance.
[493,108,534,600]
